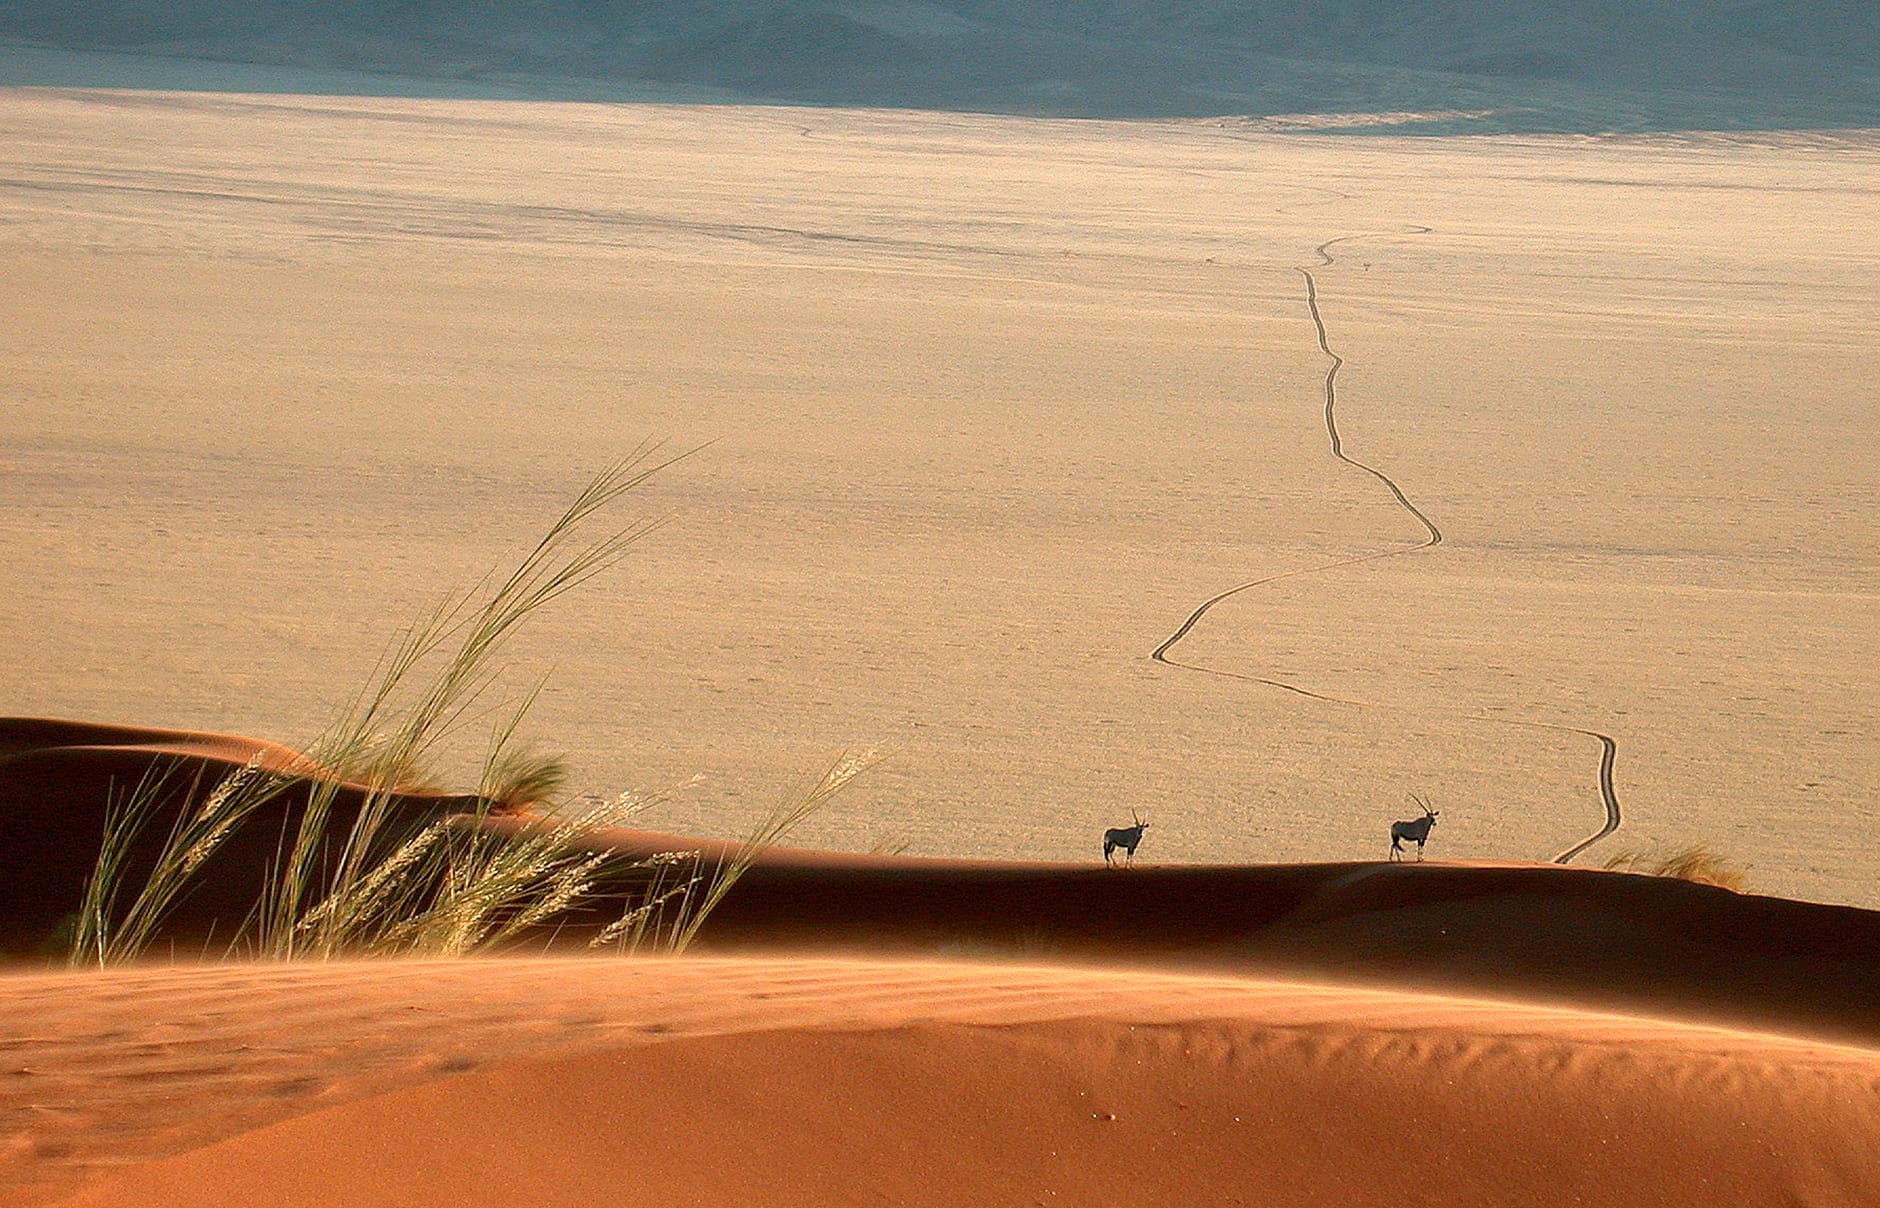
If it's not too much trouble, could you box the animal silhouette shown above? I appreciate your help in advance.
[1103,811,1148,866]
[1389,797,1439,861]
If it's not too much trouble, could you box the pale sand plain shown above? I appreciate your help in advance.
[1,88,1876,903]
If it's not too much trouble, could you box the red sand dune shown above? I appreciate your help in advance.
[548,823,1880,1046]
[0,719,477,956]
[3,720,1878,1205]
[3,957,1877,1207]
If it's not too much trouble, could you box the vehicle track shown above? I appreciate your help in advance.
[1152,231,1622,864]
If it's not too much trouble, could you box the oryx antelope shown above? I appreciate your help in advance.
[1103,812,1149,866]
[1388,797,1439,861]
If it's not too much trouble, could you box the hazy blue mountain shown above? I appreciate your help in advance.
[1,1,1875,131]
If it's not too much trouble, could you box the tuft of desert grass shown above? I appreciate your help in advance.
[70,446,744,966]
[314,792,648,958]
[1603,844,1748,892]
[253,445,687,961]
[668,747,879,952]
[481,749,570,815]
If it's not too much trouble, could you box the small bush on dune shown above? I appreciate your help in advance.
[70,446,867,967]
[481,749,571,815]
[1602,845,1748,892]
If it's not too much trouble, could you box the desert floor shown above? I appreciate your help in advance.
[2,88,1877,904]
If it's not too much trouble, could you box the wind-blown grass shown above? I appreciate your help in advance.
[1603,845,1748,892]
[68,444,862,967]
[289,792,646,959]
[254,445,686,962]
[70,757,297,967]
[482,749,570,815]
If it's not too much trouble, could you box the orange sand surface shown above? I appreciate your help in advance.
[4,722,1880,1204]
[1,956,1875,1207]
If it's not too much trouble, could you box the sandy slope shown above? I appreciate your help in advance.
[10,718,1880,1045]
[0,956,1872,1207]
[2,724,1877,1202]
[575,827,1880,1046]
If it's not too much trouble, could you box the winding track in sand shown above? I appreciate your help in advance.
[1153,233,1622,864]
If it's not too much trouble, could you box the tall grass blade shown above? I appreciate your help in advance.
[666,748,877,953]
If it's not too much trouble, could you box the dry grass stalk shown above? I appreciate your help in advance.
[71,756,295,968]
[661,748,878,953]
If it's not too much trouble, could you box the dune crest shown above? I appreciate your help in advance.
[8,718,1880,1048]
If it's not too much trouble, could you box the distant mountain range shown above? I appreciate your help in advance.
[2,1,1876,131]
